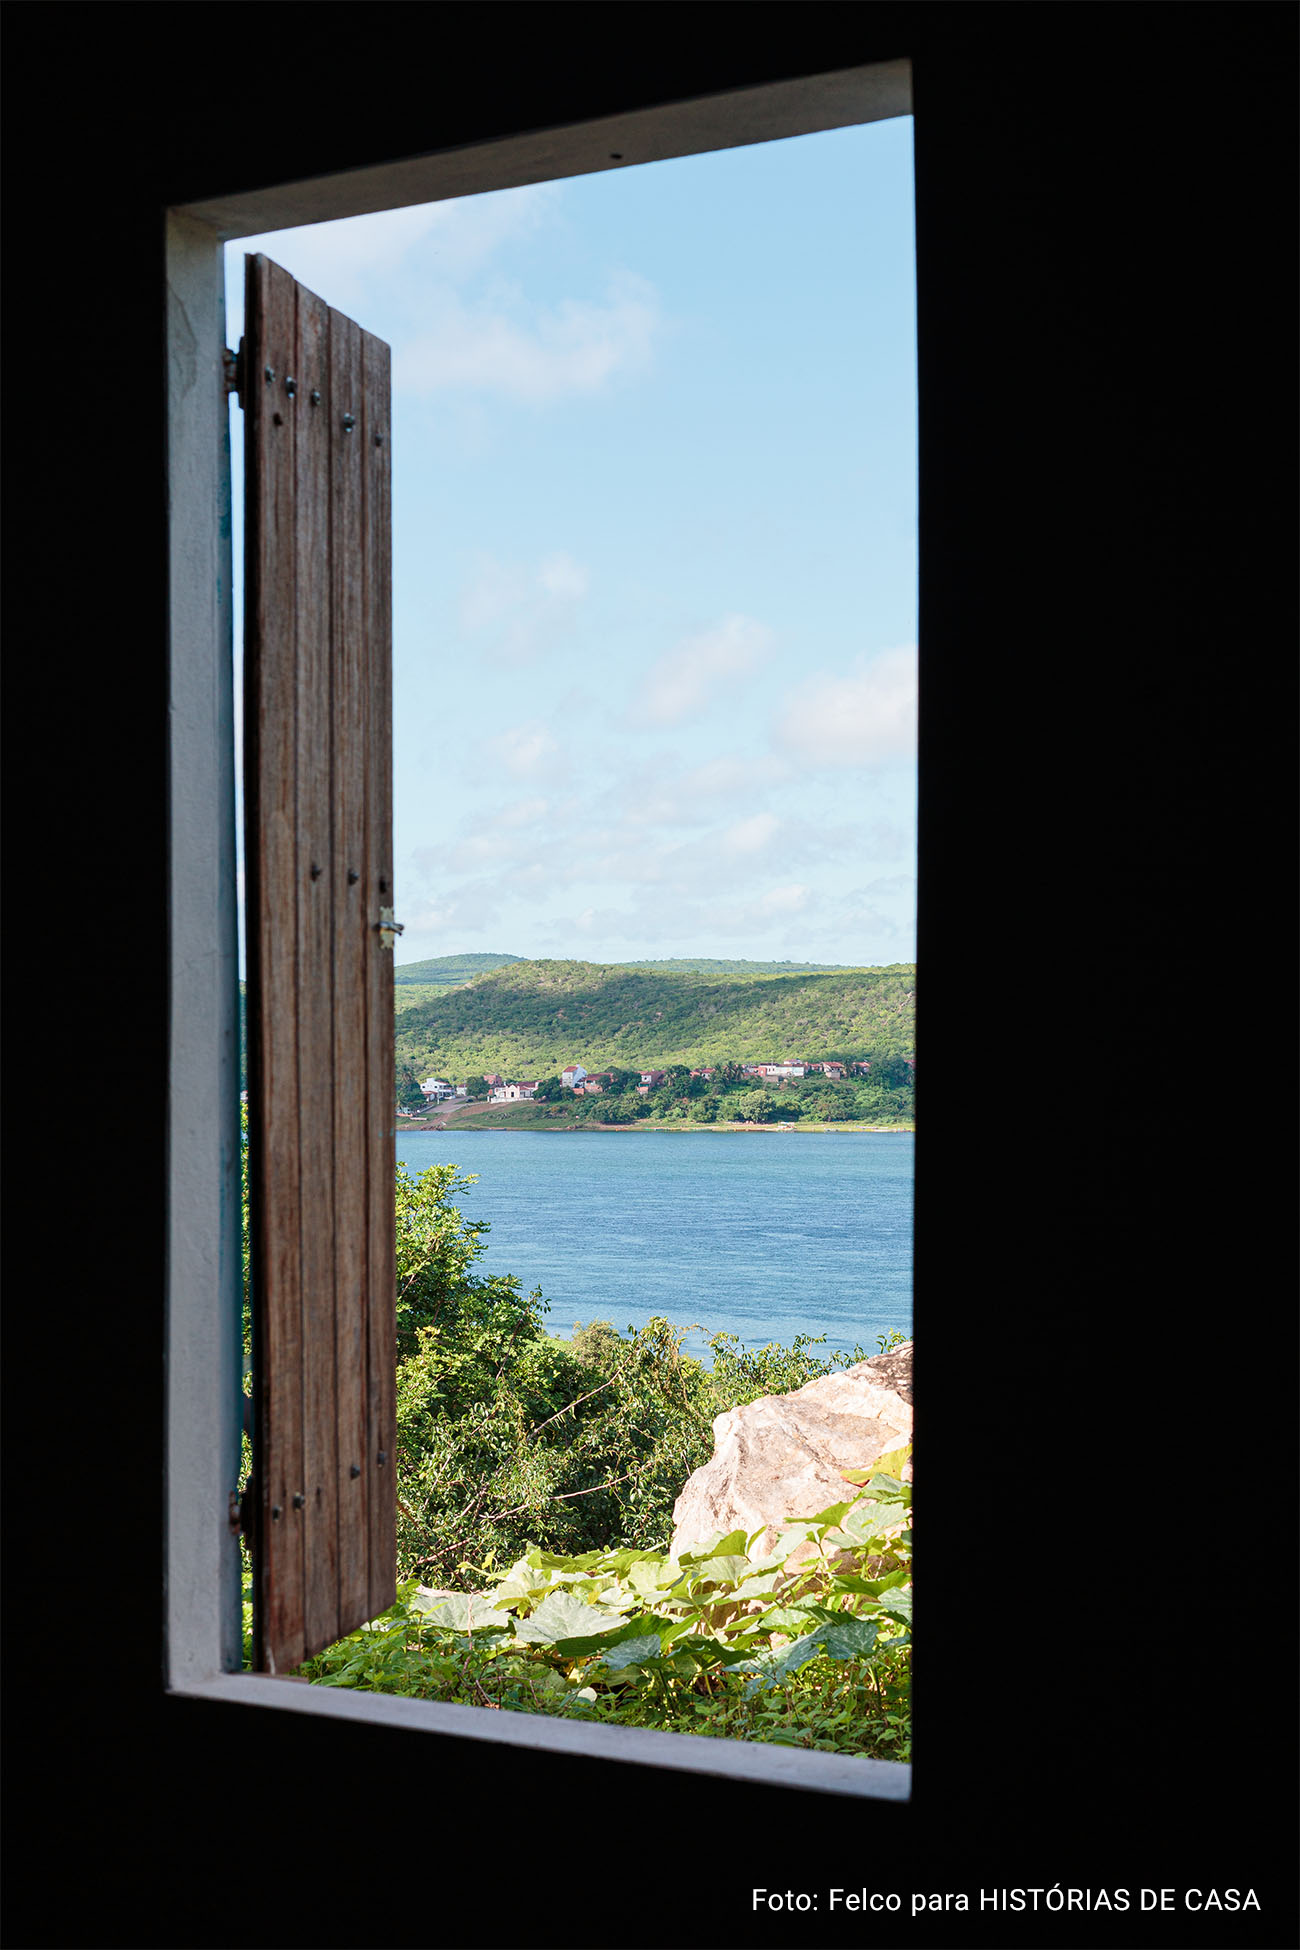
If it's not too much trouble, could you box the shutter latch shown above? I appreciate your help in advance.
[375,907,405,950]
[223,339,245,403]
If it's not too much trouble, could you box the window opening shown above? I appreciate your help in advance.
[226,111,915,1771]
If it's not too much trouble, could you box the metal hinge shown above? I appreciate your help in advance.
[223,338,245,403]
[230,1474,257,1546]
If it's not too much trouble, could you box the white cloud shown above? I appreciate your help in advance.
[632,615,775,727]
[457,552,589,663]
[679,753,792,801]
[226,185,560,328]
[758,883,811,915]
[479,721,564,779]
[538,554,589,601]
[493,796,551,830]
[792,875,915,954]
[775,644,917,765]
[600,752,794,831]
[395,272,660,402]
[722,812,780,856]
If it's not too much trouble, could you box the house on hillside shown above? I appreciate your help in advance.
[561,1063,587,1088]
[483,1072,504,1089]
[576,1072,610,1094]
[807,1061,846,1080]
[746,1061,807,1080]
[488,1080,538,1102]
[420,1077,456,1101]
[638,1069,666,1087]
[690,1067,716,1080]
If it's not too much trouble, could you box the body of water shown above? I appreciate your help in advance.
[394,1129,913,1366]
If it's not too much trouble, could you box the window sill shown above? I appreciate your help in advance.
[171,1673,912,1801]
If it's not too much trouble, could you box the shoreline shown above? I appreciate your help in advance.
[396,1116,914,1136]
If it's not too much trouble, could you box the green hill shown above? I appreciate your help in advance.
[393,958,915,1081]
[615,958,893,976]
[393,952,522,987]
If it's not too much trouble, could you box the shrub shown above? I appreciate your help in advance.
[299,1449,913,1762]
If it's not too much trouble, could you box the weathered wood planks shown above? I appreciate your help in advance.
[244,254,395,1674]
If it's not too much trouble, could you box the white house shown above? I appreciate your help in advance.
[561,1063,587,1088]
[420,1077,456,1100]
[489,1081,539,1102]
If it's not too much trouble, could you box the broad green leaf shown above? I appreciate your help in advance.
[813,1617,881,1661]
[702,1529,751,1559]
[840,1500,909,1546]
[671,1554,751,1592]
[527,1547,606,1571]
[735,1631,828,1693]
[833,1567,910,1597]
[487,1577,548,1611]
[864,1475,909,1504]
[806,1499,856,1532]
[677,1529,751,1564]
[655,1615,705,1650]
[599,1549,660,1578]
[628,1557,683,1596]
[512,1588,630,1646]
[730,1569,783,1598]
[871,1589,912,1627]
[712,1637,768,1664]
[768,1519,822,1553]
[747,1604,825,1635]
[596,1633,663,1672]
[412,1590,512,1633]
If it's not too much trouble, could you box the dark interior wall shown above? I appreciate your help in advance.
[4,5,1295,1946]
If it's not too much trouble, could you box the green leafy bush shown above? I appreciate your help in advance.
[299,1450,912,1761]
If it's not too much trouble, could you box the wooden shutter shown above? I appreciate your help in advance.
[243,254,396,1673]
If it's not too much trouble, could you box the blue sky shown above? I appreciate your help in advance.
[226,116,917,968]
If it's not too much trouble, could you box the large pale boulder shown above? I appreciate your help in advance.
[670,1342,913,1561]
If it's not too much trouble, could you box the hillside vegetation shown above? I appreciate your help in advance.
[393,958,915,1080]
[613,957,884,976]
[393,952,522,988]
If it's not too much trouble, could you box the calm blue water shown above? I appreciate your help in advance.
[394,1129,913,1366]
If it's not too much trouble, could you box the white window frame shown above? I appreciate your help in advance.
[165,57,914,1801]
